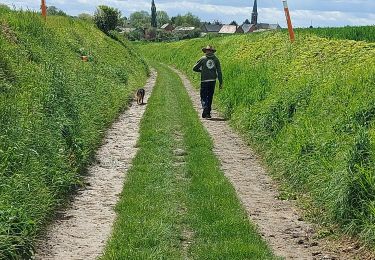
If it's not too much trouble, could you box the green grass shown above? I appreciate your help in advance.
[101,63,277,259]
[137,32,375,247]
[0,9,148,258]
[295,26,375,43]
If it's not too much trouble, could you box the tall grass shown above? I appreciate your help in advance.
[138,32,375,247]
[0,9,148,258]
[295,25,375,42]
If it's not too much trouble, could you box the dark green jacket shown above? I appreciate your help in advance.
[193,53,223,85]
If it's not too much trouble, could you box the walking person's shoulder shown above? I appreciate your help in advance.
[213,54,221,61]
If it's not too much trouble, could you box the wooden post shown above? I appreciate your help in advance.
[41,0,47,20]
[282,0,295,42]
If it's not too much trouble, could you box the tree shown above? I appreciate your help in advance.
[129,11,151,29]
[78,13,93,21]
[229,21,238,26]
[183,12,201,27]
[151,0,157,28]
[94,5,121,33]
[47,6,67,16]
[117,17,128,27]
[0,4,11,11]
[157,10,170,27]
[171,12,200,27]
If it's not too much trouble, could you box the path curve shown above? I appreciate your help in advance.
[172,67,339,260]
[34,69,157,260]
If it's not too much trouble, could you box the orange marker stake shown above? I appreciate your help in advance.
[282,0,295,42]
[41,0,47,20]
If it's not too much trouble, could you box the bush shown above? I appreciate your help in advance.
[94,5,121,34]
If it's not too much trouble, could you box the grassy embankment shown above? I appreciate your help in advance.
[102,63,278,259]
[138,32,375,247]
[0,8,148,258]
[295,25,375,43]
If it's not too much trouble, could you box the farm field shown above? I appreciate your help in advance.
[0,8,148,258]
[138,31,375,248]
[295,25,375,43]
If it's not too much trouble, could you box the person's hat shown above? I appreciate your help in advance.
[202,45,216,53]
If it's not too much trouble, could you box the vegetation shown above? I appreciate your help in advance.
[0,4,10,11]
[129,11,151,29]
[102,63,277,259]
[46,6,67,16]
[157,10,170,28]
[94,5,122,34]
[126,10,202,41]
[0,9,148,258]
[171,12,201,28]
[139,32,375,247]
[296,26,375,43]
[78,13,93,22]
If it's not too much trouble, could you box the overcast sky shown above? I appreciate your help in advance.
[1,0,375,27]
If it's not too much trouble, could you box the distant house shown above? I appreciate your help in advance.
[254,23,282,31]
[201,24,223,33]
[241,23,281,33]
[161,23,174,32]
[118,27,137,34]
[241,23,256,33]
[219,25,244,34]
[173,26,196,33]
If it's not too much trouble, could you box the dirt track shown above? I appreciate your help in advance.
[33,65,369,260]
[33,69,157,260]
[172,67,344,260]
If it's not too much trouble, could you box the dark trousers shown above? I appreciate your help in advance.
[200,81,216,116]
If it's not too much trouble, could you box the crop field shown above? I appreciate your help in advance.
[0,7,148,258]
[139,31,375,247]
[296,25,375,43]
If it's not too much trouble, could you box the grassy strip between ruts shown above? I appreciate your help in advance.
[101,62,278,259]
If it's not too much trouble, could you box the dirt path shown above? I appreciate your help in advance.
[171,67,345,260]
[33,69,157,260]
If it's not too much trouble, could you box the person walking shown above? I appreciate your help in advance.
[193,45,223,118]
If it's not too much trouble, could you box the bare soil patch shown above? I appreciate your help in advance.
[33,69,157,260]
[172,67,370,260]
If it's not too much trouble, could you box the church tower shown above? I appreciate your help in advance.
[251,0,258,25]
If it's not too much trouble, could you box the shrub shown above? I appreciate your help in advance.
[94,5,121,34]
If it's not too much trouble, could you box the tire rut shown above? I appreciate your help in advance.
[171,66,340,260]
[33,69,157,260]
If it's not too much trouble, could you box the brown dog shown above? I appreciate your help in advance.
[136,88,145,105]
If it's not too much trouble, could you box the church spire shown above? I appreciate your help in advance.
[251,0,258,25]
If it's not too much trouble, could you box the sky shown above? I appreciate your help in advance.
[1,0,375,28]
